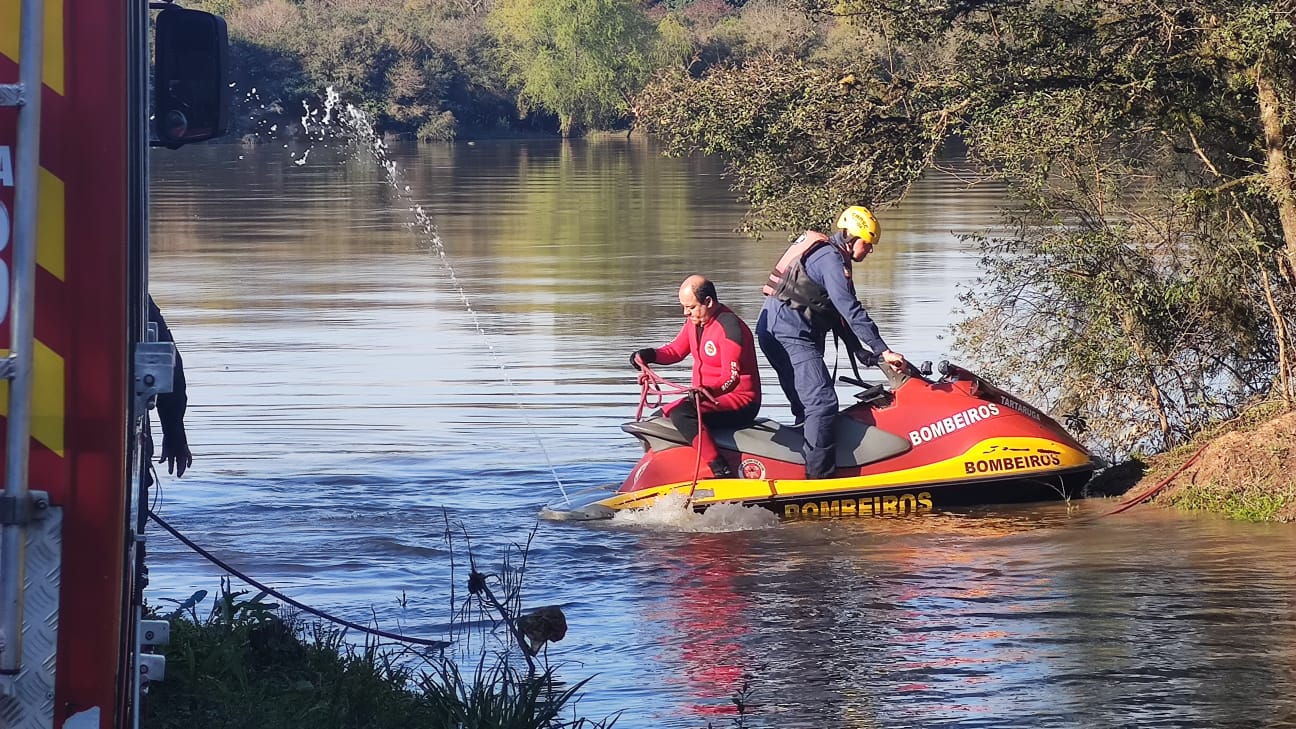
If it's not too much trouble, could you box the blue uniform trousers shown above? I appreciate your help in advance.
[756,307,839,479]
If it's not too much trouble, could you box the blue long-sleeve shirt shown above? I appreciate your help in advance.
[762,232,889,355]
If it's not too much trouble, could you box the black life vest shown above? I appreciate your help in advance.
[762,231,851,326]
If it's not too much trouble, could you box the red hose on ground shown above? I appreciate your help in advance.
[1103,442,1210,516]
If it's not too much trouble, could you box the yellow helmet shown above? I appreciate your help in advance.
[836,205,880,245]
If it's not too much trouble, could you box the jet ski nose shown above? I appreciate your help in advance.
[539,486,619,521]
[539,503,616,521]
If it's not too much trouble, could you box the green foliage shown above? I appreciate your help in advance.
[181,0,519,138]
[181,0,856,137]
[637,56,948,232]
[416,658,598,728]
[652,15,695,71]
[143,561,615,728]
[488,0,659,135]
[955,213,1276,457]
[274,0,458,136]
[638,0,1296,457]
[949,0,1296,456]
[419,110,460,142]
[143,587,438,729]
[1166,484,1292,521]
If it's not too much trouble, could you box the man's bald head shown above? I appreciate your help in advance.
[680,274,718,303]
[679,275,720,325]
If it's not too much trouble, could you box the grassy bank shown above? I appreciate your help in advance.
[141,567,613,729]
[1111,401,1296,522]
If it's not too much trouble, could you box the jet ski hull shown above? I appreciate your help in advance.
[542,362,1101,521]
[540,464,1094,521]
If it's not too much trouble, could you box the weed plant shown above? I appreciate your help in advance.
[141,521,617,729]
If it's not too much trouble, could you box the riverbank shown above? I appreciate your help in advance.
[140,571,622,729]
[1109,401,1296,521]
[141,614,612,729]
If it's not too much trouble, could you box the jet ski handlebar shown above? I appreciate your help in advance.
[838,359,921,399]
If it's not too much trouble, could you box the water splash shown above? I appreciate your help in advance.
[611,492,780,532]
[305,87,572,503]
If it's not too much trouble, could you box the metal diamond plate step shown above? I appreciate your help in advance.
[0,506,63,729]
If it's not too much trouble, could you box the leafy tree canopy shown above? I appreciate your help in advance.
[638,0,1296,455]
[489,0,660,135]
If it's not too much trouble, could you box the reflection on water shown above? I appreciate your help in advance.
[148,140,1296,728]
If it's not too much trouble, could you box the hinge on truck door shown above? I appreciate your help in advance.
[139,620,169,686]
[134,322,175,416]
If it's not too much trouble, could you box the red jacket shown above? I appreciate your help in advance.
[652,305,761,414]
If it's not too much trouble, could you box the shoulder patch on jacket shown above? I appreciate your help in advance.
[717,311,745,344]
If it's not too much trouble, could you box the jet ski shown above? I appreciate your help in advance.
[542,360,1101,520]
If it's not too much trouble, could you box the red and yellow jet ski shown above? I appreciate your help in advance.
[542,361,1101,520]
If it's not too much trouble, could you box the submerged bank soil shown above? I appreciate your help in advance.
[1134,405,1296,522]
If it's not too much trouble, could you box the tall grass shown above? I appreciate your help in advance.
[142,521,617,729]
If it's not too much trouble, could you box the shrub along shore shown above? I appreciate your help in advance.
[141,564,622,729]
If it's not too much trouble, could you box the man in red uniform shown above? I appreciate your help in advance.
[631,275,761,479]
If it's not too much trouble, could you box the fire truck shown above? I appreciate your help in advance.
[0,1,227,727]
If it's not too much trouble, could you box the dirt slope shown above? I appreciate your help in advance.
[1142,407,1296,521]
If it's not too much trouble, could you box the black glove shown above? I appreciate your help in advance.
[158,439,193,477]
[630,348,656,369]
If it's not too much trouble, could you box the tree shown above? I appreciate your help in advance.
[952,2,1296,454]
[637,0,1296,456]
[489,0,659,135]
[635,55,952,233]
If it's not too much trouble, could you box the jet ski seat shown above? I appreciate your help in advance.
[621,415,912,468]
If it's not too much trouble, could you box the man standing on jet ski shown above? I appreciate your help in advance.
[630,275,762,479]
[757,205,906,480]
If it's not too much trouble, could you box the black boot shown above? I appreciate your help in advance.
[708,458,734,479]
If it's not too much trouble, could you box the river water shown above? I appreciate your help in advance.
[147,139,1296,728]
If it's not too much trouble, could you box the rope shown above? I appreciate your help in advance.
[633,360,717,507]
[148,510,449,649]
[1102,443,1210,516]
[684,388,706,506]
[634,359,692,421]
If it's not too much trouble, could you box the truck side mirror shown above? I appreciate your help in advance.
[154,6,230,148]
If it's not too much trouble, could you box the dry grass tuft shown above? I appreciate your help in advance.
[1136,402,1296,521]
